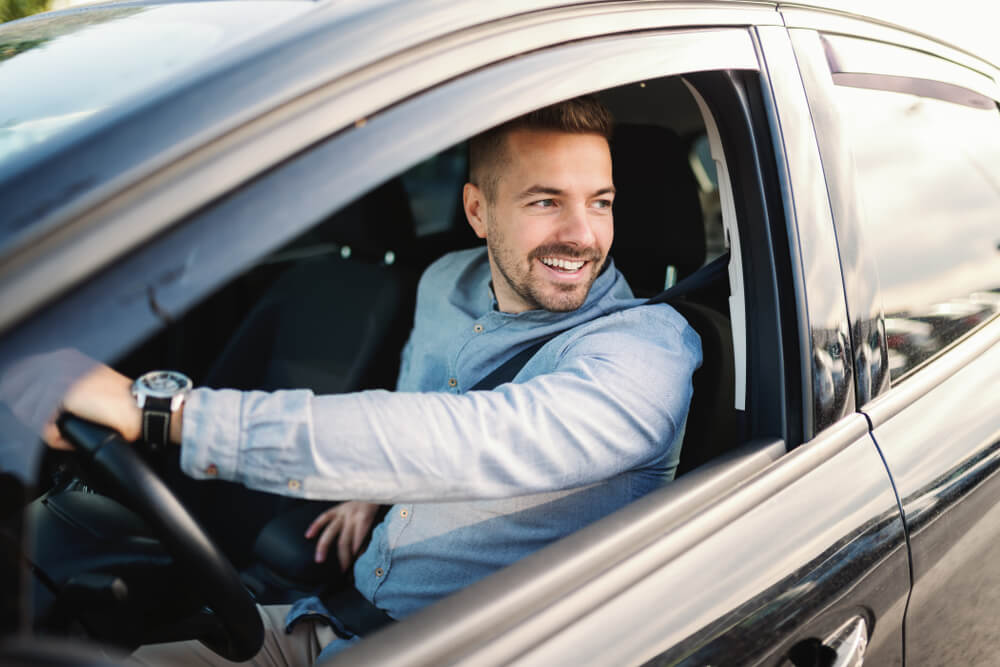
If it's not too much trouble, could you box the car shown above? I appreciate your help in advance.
[1,1,999,665]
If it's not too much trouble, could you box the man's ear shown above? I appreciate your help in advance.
[463,183,488,239]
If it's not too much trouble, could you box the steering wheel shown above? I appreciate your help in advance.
[56,414,264,662]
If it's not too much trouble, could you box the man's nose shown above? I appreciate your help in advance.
[556,204,597,247]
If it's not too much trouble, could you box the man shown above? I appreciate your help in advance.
[52,96,701,664]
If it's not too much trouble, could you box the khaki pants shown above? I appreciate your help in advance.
[128,605,338,666]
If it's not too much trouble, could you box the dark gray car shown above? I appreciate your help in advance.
[1,1,999,664]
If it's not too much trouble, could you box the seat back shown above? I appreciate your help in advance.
[611,124,705,295]
[203,177,417,393]
[611,124,739,474]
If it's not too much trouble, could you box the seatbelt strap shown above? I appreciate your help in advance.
[321,585,395,637]
[470,252,729,391]
[320,253,731,634]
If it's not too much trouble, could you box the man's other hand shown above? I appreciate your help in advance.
[305,501,380,571]
[46,364,141,450]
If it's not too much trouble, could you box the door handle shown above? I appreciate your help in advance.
[824,616,868,667]
[785,615,868,667]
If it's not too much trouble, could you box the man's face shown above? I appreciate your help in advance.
[465,129,615,313]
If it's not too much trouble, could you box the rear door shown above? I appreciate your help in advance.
[788,12,1000,665]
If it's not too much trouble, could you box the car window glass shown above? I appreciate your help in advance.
[401,145,468,237]
[0,1,313,176]
[689,133,727,265]
[830,82,1000,380]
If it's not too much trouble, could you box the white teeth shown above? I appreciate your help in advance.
[540,257,585,271]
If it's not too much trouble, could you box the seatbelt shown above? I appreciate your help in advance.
[321,585,395,637]
[470,252,729,391]
[322,253,730,635]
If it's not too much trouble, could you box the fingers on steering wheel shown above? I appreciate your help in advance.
[42,421,75,451]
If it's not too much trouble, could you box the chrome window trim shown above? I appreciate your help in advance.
[863,316,1000,429]
[780,6,997,80]
[821,33,1000,104]
[0,4,775,335]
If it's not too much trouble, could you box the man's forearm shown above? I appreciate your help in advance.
[179,345,693,503]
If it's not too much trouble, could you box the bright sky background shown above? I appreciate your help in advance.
[831,0,1000,66]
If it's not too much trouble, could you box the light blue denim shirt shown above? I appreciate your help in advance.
[180,247,701,660]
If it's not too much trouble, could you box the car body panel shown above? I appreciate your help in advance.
[2,1,999,665]
[865,319,1000,664]
[786,27,891,407]
[756,24,855,437]
[328,417,908,666]
[0,0,781,334]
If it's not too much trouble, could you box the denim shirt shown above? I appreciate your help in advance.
[180,247,701,660]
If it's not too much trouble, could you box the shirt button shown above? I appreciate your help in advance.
[375,568,384,577]
[448,378,457,388]
[288,479,301,491]
[204,463,218,476]
[473,323,484,333]
[400,509,409,518]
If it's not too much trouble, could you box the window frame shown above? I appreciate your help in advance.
[0,26,769,412]
[790,24,1000,411]
[4,17,820,664]
[0,2,782,336]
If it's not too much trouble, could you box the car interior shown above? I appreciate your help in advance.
[8,74,750,657]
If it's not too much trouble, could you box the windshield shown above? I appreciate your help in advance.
[0,1,314,172]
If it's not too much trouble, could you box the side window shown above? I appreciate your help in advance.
[689,133,728,266]
[400,144,468,238]
[826,39,1000,380]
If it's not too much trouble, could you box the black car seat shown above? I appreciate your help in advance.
[175,178,418,598]
[203,177,417,394]
[610,124,739,476]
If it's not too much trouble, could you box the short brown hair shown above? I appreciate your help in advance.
[468,95,613,203]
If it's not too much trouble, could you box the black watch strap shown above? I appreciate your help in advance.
[141,395,173,452]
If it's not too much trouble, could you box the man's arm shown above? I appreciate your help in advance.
[181,306,700,503]
[44,364,144,449]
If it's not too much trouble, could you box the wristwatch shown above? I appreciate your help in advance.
[131,370,192,452]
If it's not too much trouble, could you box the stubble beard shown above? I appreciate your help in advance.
[486,215,604,313]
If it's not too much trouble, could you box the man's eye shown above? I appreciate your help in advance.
[592,199,613,209]
[531,199,556,208]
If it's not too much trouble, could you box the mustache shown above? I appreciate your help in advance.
[529,244,602,262]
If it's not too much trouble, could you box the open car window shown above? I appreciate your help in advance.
[0,22,798,663]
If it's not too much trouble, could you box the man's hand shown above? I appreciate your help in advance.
[305,501,381,571]
[45,364,141,449]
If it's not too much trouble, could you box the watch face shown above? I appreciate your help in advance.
[138,370,192,397]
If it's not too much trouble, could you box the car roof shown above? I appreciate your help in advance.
[0,0,317,182]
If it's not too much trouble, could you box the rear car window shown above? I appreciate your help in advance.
[830,81,1000,380]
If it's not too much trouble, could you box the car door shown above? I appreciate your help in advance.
[787,14,1000,665]
[0,3,910,665]
[313,15,911,667]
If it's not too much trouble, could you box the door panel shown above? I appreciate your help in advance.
[866,322,1000,665]
[502,417,907,666]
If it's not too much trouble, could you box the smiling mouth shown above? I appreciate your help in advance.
[539,257,586,273]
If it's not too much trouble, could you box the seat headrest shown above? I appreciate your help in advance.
[611,124,705,296]
[317,177,416,262]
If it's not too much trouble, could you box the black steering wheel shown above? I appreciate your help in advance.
[56,414,264,662]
